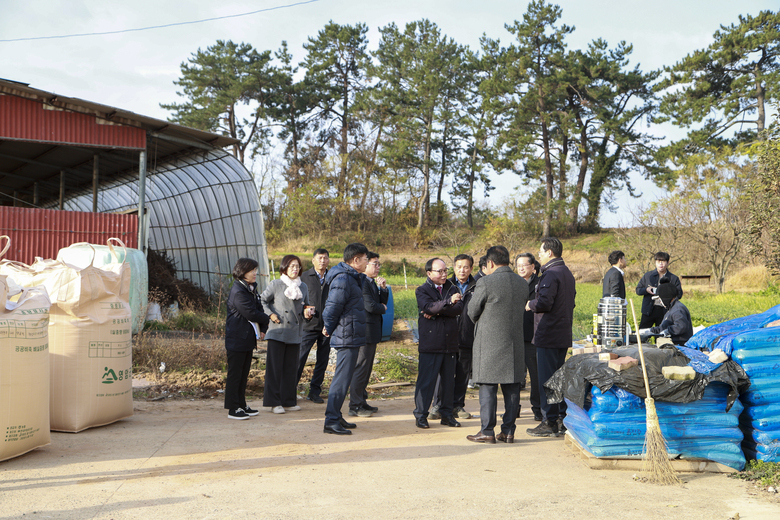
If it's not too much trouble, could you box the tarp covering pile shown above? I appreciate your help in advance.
[546,345,750,470]
[687,304,780,462]
[546,346,749,411]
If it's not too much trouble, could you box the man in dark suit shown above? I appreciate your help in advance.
[602,250,626,299]
[296,248,330,403]
[349,252,389,417]
[635,251,683,329]
[413,258,463,429]
[467,246,528,444]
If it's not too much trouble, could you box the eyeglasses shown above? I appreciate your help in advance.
[288,265,300,271]
[368,262,381,268]
[517,263,532,268]
[430,269,448,274]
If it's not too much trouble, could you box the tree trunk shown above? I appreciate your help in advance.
[566,121,590,234]
[338,75,350,202]
[360,122,384,214]
[583,136,619,232]
[467,142,478,228]
[755,69,766,133]
[417,118,434,230]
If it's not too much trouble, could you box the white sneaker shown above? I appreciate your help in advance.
[272,406,285,414]
[285,405,301,411]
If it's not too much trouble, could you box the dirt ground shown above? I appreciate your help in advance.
[2,391,780,520]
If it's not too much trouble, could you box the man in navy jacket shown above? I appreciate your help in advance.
[321,243,369,435]
[525,237,576,438]
[413,258,464,429]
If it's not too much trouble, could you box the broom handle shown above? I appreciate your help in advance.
[629,299,653,399]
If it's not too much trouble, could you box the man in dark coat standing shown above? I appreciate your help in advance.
[349,251,389,417]
[636,251,683,329]
[602,250,626,299]
[321,243,369,435]
[413,258,464,429]
[466,246,528,444]
[296,248,330,403]
[526,237,576,438]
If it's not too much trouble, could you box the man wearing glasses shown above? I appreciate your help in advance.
[413,258,464,429]
[349,252,388,417]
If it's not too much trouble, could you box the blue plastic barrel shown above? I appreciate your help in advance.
[381,286,394,342]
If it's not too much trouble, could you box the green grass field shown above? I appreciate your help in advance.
[391,280,778,340]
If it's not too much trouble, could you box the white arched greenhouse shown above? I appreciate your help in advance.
[0,78,269,294]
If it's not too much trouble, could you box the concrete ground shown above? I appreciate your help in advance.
[1,394,779,520]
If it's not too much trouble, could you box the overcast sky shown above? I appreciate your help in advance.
[1,0,775,227]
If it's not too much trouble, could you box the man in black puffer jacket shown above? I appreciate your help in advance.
[321,243,369,435]
[413,258,464,429]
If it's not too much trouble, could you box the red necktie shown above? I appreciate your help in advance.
[437,285,443,296]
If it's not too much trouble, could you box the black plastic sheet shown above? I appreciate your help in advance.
[545,346,750,412]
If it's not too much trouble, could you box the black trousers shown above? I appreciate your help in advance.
[639,306,666,329]
[224,349,253,410]
[478,382,521,436]
[537,347,568,423]
[433,347,471,409]
[297,329,331,397]
[414,352,456,420]
[525,341,540,416]
[263,339,299,407]
[349,343,377,409]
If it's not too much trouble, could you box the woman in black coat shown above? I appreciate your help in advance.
[225,258,270,420]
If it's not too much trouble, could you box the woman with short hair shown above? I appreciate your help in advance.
[225,258,270,420]
[261,254,314,414]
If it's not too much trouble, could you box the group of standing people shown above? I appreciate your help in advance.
[223,239,693,441]
[413,238,577,442]
[223,243,388,435]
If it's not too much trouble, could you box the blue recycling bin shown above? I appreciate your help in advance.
[381,286,394,342]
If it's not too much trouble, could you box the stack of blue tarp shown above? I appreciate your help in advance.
[686,304,780,462]
[564,383,746,470]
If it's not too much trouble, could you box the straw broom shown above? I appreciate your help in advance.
[629,299,682,485]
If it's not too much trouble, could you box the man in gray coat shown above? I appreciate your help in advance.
[466,245,528,444]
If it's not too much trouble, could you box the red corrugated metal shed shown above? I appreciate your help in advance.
[0,207,138,265]
[0,95,146,149]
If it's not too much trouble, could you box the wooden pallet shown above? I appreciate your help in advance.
[564,433,737,474]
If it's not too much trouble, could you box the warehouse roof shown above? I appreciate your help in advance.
[0,78,239,207]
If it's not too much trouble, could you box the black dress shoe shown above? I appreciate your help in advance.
[496,432,515,443]
[339,417,356,429]
[416,417,430,429]
[306,395,324,404]
[466,432,496,444]
[324,422,352,435]
[440,416,461,427]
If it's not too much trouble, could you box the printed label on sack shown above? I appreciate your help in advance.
[0,315,49,339]
[89,340,131,358]
[4,425,40,443]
